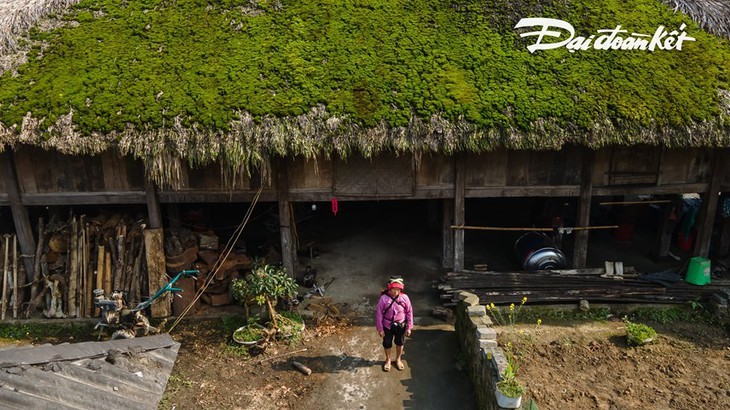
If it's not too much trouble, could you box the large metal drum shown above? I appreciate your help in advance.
[514,232,566,271]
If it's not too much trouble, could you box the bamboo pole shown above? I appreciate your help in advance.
[450,225,619,232]
[85,224,93,317]
[2,235,8,320]
[12,235,17,319]
[599,200,671,206]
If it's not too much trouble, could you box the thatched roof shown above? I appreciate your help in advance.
[0,0,729,187]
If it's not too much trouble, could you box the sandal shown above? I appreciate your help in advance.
[395,360,404,371]
[383,361,391,372]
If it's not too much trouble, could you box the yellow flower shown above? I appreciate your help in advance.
[537,319,542,326]
[486,305,492,310]
[521,296,528,304]
[510,303,515,311]
[490,303,496,309]
[519,330,525,335]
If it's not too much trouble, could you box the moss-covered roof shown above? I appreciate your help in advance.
[0,0,729,186]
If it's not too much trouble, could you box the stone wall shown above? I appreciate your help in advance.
[454,291,510,410]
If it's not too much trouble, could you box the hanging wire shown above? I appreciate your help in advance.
[168,186,264,333]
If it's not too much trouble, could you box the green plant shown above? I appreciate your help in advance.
[231,262,298,328]
[486,296,528,328]
[233,324,266,343]
[625,319,657,346]
[497,344,525,398]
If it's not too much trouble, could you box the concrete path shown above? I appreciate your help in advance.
[299,317,477,410]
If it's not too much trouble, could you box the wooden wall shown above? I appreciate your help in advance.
[0,145,725,206]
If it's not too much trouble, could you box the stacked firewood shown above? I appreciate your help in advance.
[24,213,148,319]
[164,228,251,310]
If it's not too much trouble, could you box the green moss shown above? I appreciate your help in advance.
[0,0,729,170]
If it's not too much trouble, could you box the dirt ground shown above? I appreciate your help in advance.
[501,313,730,410]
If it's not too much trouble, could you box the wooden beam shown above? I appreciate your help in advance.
[573,149,594,269]
[278,160,296,278]
[694,150,726,258]
[20,192,146,205]
[159,191,277,203]
[593,183,709,196]
[453,154,466,272]
[442,199,454,269]
[0,151,36,281]
[145,179,162,229]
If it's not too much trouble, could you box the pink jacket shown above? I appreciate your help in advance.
[376,292,413,333]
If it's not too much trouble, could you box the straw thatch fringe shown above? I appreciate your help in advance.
[1,103,729,188]
[0,0,81,55]
[663,0,730,38]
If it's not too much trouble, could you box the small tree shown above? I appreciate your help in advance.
[232,263,298,329]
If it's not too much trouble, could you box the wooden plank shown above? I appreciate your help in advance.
[20,192,147,205]
[506,150,530,186]
[442,199,454,269]
[573,149,594,269]
[11,148,38,194]
[687,148,712,183]
[527,151,552,186]
[0,151,36,280]
[159,190,277,203]
[278,160,296,278]
[101,150,131,191]
[454,154,465,272]
[694,150,726,258]
[660,149,691,184]
[144,228,170,318]
[591,148,611,186]
[466,150,508,187]
[417,153,453,187]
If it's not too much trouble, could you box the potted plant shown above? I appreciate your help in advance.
[495,349,525,408]
[496,376,525,409]
[231,262,298,330]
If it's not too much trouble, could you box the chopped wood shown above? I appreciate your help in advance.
[2,235,8,321]
[292,361,312,376]
[12,235,18,319]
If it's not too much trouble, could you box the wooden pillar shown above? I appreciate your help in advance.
[145,178,163,229]
[278,159,296,277]
[573,149,594,269]
[442,199,454,269]
[144,228,170,318]
[0,151,36,282]
[453,154,466,272]
[693,151,725,258]
[719,215,730,256]
[655,199,678,260]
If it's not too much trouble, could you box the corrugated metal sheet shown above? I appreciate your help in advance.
[0,334,179,410]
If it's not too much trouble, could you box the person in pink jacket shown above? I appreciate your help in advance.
[376,277,413,371]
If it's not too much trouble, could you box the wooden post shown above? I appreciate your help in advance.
[573,149,594,269]
[442,199,454,269]
[0,151,36,281]
[278,159,296,278]
[454,154,466,272]
[654,198,678,260]
[144,228,170,318]
[694,151,725,258]
[145,179,163,229]
[2,235,8,321]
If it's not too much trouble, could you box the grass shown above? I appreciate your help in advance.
[0,322,96,343]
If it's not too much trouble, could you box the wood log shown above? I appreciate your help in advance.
[95,244,105,317]
[145,228,170,318]
[68,217,78,318]
[26,218,45,318]
[104,249,112,295]
[2,235,8,320]
[13,235,18,319]
[292,361,312,376]
[85,222,94,317]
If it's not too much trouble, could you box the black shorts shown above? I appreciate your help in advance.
[382,322,406,348]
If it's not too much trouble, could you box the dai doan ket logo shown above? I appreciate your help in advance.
[515,18,696,53]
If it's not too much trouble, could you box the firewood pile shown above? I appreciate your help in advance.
[21,213,149,319]
[0,234,23,320]
[438,266,723,306]
[164,228,251,310]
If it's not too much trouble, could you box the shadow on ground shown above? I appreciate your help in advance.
[400,325,477,410]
